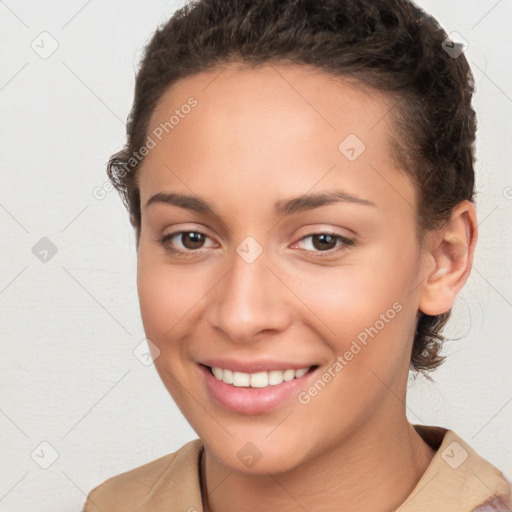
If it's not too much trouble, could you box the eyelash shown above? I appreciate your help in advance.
[156,230,355,259]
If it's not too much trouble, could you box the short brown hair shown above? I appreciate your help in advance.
[107,0,476,375]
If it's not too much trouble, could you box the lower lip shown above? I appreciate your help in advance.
[199,364,318,415]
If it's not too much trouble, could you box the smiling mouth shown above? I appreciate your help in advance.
[201,364,319,388]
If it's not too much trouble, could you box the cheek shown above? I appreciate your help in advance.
[290,258,417,431]
[136,255,203,405]
[136,253,203,346]
[297,245,419,362]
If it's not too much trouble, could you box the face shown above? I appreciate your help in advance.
[136,62,432,474]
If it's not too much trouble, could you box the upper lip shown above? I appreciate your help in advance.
[199,359,317,373]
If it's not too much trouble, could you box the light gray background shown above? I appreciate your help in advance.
[0,1,511,510]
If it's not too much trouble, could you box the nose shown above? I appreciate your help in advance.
[207,245,293,344]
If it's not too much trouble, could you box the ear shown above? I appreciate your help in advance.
[418,200,478,316]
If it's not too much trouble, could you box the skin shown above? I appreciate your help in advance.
[135,62,477,512]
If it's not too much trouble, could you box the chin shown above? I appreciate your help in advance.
[202,433,311,476]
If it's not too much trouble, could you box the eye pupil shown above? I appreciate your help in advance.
[312,234,337,251]
[183,232,205,249]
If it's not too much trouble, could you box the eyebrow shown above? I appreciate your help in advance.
[145,190,376,217]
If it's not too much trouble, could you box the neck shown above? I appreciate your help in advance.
[200,414,436,512]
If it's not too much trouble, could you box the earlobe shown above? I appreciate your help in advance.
[418,201,478,316]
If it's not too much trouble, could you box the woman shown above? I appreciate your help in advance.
[84,0,511,510]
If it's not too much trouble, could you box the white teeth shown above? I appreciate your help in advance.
[223,369,234,384]
[210,366,312,388]
[233,371,250,387]
[294,368,308,378]
[250,371,268,388]
[283,369,295,381]
[268,370,284,386]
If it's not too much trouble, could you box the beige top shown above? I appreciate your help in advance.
[83,425,511,512]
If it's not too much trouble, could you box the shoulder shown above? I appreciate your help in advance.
[436,428,511,503]
[402,425,511,512]
[82,438,203,512]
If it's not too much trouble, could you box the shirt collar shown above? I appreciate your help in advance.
[138,425,510,512]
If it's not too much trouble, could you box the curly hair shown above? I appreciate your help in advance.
[107,0,476,375]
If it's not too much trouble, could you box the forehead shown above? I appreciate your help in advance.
[138,62,415,219]
[146,61,393,150]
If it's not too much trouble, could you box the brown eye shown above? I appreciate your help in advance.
[295,232,355,257]
[180,232,206,249]
[310,234,338,251]
[158,230,214,255]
